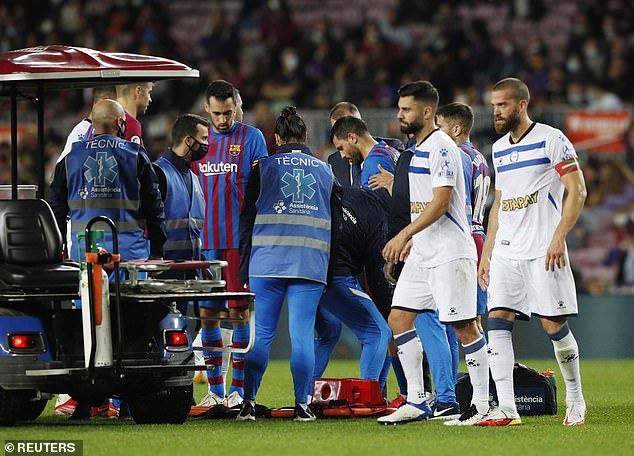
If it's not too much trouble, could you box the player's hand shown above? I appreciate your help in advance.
[478,255,490,291]
[368,165,394,191]
[384,261,397,285]
[545,232,566,271]
[400,238,413,263]
[383,232,408,263]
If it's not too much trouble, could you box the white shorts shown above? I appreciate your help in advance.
[392,256,477,323]
[488,253,578,320]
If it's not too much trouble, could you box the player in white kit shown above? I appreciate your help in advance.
[478,78,587,426]
[377,81,490,426]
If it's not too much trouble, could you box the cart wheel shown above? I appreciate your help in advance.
[0,387,22,426]
[18,397,48,421]
[128,384,192,424]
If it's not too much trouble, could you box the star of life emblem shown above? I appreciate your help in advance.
[281,169,316,203]
[83,151,118,187]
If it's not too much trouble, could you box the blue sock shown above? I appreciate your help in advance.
[391,355,408,396]
[228,323,248,397]
[202,327,225,397]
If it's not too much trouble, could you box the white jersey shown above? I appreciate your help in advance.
[408,129,477,267]
[56,119,94,164]
[492,122,576,259]
[57,118,95,256]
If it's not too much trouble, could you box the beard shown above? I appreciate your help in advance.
[400,118,424,135]
[495,107,521,134]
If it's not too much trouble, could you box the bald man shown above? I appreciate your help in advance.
[50,98,166,263]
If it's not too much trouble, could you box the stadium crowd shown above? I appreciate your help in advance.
[1,0,633,296]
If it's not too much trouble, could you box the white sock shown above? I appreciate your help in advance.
[463,336,489,415]
[221,327,233,379]
[488,327,517,413]
[550,326,583,403]
[394,330,425,404]
[193,332,204,365]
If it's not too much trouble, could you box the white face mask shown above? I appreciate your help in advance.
[283,54,299,72]
[566,58,581,74]
[614,213,628,227]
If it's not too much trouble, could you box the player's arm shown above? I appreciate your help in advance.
[238,162,261,284]
[546,164,587,271]
[361,154,389,189]
[382,185,452,263]
[368,164,394,195]
[252,128,269,163]
[478,189,500,290]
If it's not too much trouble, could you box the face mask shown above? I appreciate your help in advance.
[117,119,127,139]
[283,54,299,72]
[189,138,209,161]
[566,58,580,74]
[614,213,628,227]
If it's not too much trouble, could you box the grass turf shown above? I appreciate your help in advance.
[3,359,633,456]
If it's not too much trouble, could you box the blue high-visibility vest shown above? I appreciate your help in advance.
[66,135,149,260]
[250,151,333,284]
[154,156,205,260]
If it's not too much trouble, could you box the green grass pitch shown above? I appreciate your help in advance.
[3,359,633,456]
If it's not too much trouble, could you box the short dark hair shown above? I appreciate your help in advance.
[330,116,370,143]
[171,114,210,148]
[436,102,474,134]
[329,101,361,122]
[93,86,116,100]
[275,106,307,143]
[493,78,530,104]
[397,80,439,111]
[205,80,237,103]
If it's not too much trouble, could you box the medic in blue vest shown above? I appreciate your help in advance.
[237,106,339,422]
[154,114,209,267]
[50,99,166,262]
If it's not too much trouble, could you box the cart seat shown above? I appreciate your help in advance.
[0,199,79,293]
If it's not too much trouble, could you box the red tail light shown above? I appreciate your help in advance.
[9,334,36,350]
[165,330,188,349]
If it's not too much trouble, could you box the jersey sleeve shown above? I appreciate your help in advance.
[548,129,580,177]
[57,121,91,164]
[361,154,393,189]
[250,128,269,163]
[125,114,144,147]
[430,145,458,188]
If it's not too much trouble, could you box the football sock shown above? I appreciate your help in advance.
[548,323,583,402]
[202,327,225,397]
[488,318,517,413]
[228,324,248,397]
[394,330,425,404]
[220,327,233,379]
[462,336,489,415]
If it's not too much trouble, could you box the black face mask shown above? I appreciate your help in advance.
[117,119,127,139]
[189,138,209,161]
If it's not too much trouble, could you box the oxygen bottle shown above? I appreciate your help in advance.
[77,231,113,368]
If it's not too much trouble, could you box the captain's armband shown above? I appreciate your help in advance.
[555,157,579,177]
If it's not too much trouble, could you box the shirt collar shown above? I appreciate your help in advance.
[164,148,190,172]
[276,143,313,156]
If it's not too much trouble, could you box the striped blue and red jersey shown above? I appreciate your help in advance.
[458,141,491,233]
[360,141,399,189]
[193,121,268,250]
